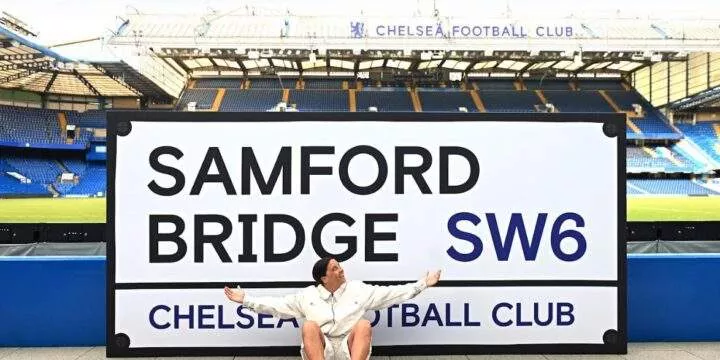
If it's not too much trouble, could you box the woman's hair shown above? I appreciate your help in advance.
[312,257,332,285]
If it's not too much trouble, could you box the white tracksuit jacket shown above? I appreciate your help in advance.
[243,278,428,338]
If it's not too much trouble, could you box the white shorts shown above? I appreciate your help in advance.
[300,333,371,360]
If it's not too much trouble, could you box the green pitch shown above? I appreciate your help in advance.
[0,196,719,223]
[0,198,105,223]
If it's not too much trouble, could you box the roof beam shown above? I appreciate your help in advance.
[73,69,102,97]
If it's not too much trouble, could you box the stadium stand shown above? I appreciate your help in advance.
[304,79,345,89]
[478,90,540,112]
[194,78,243,89]
[418,90,479,112]
[523,79,571,90]
[606,90,680,138]
[0,106,64,145]
[288,90,349,112]
[177,89,217,110]
[542,90,616,112]
[628,179,719,195]
[66,110,107,129]
[356,89,414,112]
[219,89,283,111]
[675,121,720,163]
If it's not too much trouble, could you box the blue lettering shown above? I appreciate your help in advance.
[501,26,511,37]
[461,26,471,36]
[387,304,399,327]
[398,26,405,36]
[487,213,547,261]
[277,317,299,328]
[492,26,500,36]
[566,26,573,37]
[464,303,481,326]
[370,310,380,327]
[174,305,194,329]
[534,302,553,326]
[452,25,460,36]
[445,303,461,326]
[198,305,214,329]
[492,302,513,327]
[258,313,274,328]
[402,303,420,326]
[236,306,255,329]
[551,212,586,261]
[536,26,545,37]
[218,305,234,329]
[447,212,483,262]
[558,302,575,325]
[472,26,482,36]
[425,25,433,36]
[149,305,171,329]
[387,25,397,36]
[435,24,444,36]
[516,303,533,327]
[376,25,385,36]
[421,303,443,326]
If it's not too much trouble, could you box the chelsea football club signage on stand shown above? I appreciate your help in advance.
[349,20,575,39]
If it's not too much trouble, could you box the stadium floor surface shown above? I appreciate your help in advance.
[2,343,720,360]
[2,196,720,223]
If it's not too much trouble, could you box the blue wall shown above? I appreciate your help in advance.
[1,254,719,346]
[0,256,106,346]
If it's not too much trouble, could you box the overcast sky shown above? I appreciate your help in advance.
[1,0,718,61]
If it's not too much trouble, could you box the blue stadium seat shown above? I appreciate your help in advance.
[194,78,243,88]
[0,105,64,145]
[542,91,615,112]
[288,90,348,112]
[66,110,107,129]
[675,122,720,163]
[304,79,345,89]
[478,90,540,112]
[219,90,283,111]
[523,80,571,90]
[418,91,478,112]
[576,80,627,91]
[606,90,680,139]
[628,179,718,195]
[177,89,217,110]
[356,90,413,112]
[472,79,517,90]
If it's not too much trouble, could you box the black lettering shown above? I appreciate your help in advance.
[237,215,258,262]
[439,146,479,194]
[395,146,432,194]
[301,146,334,194]
[149,215,187,263]
[190,147,237,195]
[241,146,291,195]
[194,215,232,263]
[265,214,305,262]
[147,146,185,196]
[311,213,357,262]
[365,213,398,261]
[339,145,388,195]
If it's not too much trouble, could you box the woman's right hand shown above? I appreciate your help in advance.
[224,286,245,303]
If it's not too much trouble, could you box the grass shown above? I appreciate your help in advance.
[0,198,105,223]
[0,196,719,223]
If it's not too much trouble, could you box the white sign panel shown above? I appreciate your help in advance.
[115,286,617,347]
[114,121,617,283]
[108,113,625,357]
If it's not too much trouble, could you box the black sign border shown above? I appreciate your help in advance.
[106,111,627,357]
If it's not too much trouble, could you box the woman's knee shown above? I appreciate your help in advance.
[302,320,321,335]
[354,319,372,336]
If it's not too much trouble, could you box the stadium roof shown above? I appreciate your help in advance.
[103,13,720,80]
[0,21,141,98]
